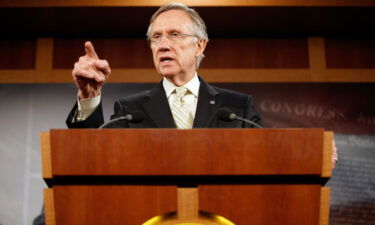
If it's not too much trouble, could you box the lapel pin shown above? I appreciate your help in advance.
[210,100,215,105]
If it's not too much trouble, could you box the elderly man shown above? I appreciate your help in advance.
[66,2,261,129]
[35,3,337,224]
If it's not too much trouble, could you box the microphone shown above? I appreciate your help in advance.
[99,110,145,129]
[217,107,263,128]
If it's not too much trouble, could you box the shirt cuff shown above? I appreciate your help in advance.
[75,95,101,122]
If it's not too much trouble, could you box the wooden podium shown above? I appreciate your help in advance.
[41,128,333,225]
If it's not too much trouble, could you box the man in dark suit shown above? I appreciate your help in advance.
[66,2,261,129]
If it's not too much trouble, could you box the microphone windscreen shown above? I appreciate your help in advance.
[130,110,145,123]
[217,108,235,121]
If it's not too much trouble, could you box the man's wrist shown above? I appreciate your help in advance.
[75,94,101,121]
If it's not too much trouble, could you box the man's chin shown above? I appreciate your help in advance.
[159,70,177,78]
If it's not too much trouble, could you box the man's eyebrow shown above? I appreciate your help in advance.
[153,28,183,33]
[151,30,161,36]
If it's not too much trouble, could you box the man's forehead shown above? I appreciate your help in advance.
[151,9,193,33]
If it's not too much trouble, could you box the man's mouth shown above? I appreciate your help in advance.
[160,56,174,63]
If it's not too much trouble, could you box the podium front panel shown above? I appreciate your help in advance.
[50,129,324,176]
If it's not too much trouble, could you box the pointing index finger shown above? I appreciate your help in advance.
[85,41,99,59]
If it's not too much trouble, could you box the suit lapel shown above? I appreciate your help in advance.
[193,77,222,128]
[142,77,221,128]
[143,82,176,128]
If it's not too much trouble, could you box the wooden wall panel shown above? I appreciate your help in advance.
[53,39,154,69]
[203,38,309,68]
[326,38,375,68]
[1,37,374,83]
[53,38,309,69]
[0,39,36,69]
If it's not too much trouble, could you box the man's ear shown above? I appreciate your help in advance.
[195,39,208,57]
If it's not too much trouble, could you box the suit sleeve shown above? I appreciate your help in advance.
[66,102,105,128]
[101,100,130,128]
[243,95,263,128]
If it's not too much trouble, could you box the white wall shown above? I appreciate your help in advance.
[0,84,153,225]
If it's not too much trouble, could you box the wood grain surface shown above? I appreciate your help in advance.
[49,128,324,176]
[199,184,322,225]
[53,185,177,225]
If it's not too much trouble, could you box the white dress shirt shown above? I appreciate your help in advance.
[75,94,101,122]
[163,74,200,120]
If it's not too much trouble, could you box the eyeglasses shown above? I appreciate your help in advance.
[149,32,198,44]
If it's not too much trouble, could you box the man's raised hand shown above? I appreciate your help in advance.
[72,41,111,99]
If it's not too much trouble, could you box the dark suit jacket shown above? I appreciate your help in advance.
[66,77,261,128]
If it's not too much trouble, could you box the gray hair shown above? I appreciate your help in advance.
[146,2,209,68]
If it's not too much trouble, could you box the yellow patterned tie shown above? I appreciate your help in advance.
[171,87,194,129]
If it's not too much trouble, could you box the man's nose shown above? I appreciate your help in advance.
[157,38,171,52]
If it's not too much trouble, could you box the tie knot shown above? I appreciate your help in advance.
[175,87,188,98]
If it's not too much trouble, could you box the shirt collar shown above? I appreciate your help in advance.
[163,73,200,98]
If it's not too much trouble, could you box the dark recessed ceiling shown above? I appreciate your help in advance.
[0,7,374,38]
